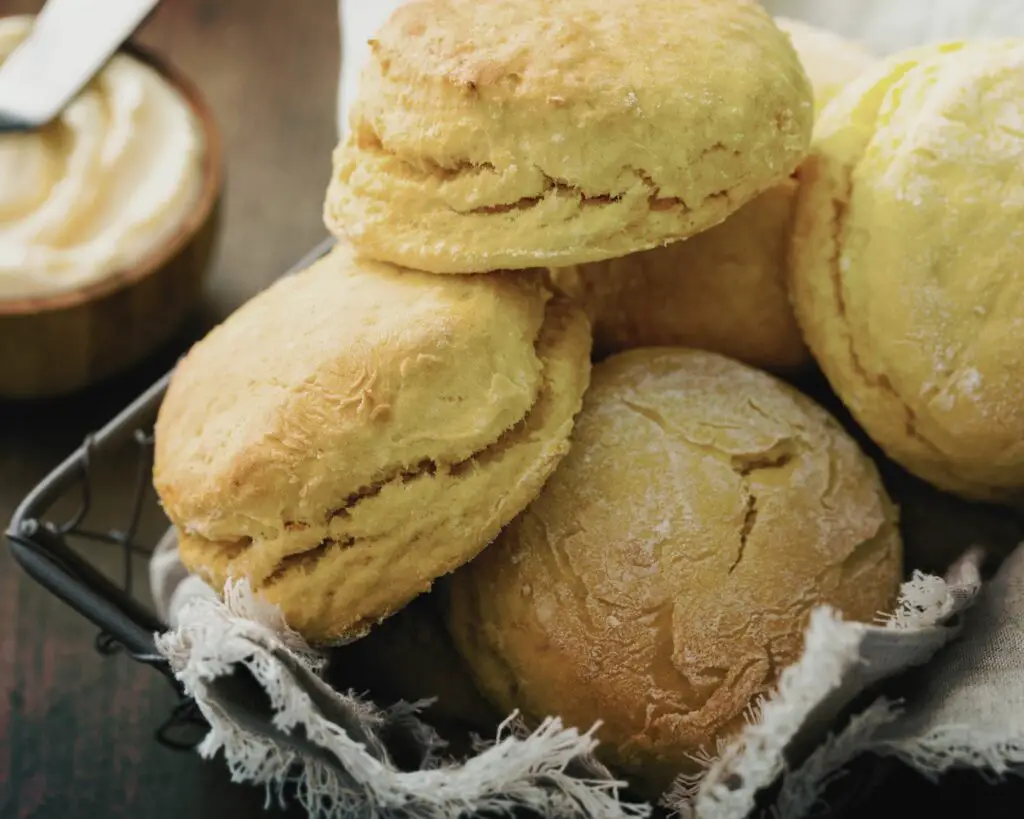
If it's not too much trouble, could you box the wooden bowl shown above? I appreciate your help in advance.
[0,42,223,400]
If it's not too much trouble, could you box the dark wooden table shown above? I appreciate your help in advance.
[1,2,1022,817]
[1,1,336,816]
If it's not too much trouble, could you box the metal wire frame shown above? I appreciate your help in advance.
[5,238,337,753]
[3,236,907,810]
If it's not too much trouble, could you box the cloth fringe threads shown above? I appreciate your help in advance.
[667,555,983,819]
[157,581,648,819]
[158,554,983,819]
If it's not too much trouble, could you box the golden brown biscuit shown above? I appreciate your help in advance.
[552,19,874,370]
[551,180,807,369]
[325,0,813,273]
[154,244,591,643]
[446,348,901,794]
[789,40,1024,505]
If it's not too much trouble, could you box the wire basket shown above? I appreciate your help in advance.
[5,239,337,754]
[15,237,1011,818]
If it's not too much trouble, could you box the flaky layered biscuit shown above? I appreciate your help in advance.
[447,349,901,794]
[789,40,1024,505]
[154,244,591,643]
[325,0,812,273]
[553,19,874,370]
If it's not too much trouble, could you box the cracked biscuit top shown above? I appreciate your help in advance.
[153,243,592,642]
[324,0,813,273]
[445,348,901,793]
[789,40,1024,504]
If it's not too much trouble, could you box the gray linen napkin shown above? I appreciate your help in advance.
[148,526,1024,819]
[872,544,1024,775]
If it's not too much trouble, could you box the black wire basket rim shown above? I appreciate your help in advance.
[5,239,337,664]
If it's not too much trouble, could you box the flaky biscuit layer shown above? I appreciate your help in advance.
[155,245,592,642]
[555,18,876,370]
[325,0,813,273]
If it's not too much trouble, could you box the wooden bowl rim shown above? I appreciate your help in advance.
[0,39,224,317]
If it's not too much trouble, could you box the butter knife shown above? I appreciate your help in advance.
[0,0,161,133]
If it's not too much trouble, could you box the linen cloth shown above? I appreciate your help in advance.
[151,528,1024,819]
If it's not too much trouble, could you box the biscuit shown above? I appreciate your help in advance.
[552,19,874,369]
[324,0,813,273]
[446,348,901,794]
[551,180,807,369]
[789,40,1024,505]
[154,244,591,643]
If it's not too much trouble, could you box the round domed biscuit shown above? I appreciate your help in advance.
[446,348,901,794]
[154,244,592,643]
[551,19,874,370]
[789,40,1024,505]
[324,0,813,274]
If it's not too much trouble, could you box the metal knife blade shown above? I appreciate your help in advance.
[0,0,161,133]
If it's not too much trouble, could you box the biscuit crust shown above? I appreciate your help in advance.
[552,179,808,370]
[447,349,901,793]
[325,0,813,272]
[552,19,875,370]
[155,245,592,642]
[789,40,1024,504]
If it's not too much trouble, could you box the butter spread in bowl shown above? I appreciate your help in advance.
[0,14,220,399]
[0,15,205,301]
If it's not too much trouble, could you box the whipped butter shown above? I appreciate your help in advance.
[0,16,204,300]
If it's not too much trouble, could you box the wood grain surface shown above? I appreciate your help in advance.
[1,1,1022,818]
[1,1,335,816]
